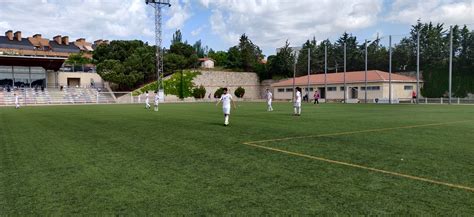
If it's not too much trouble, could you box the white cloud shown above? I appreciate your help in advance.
[165,0,192,29]
[387,0,474,25]
[191,26,205,36]
[200,0,383,52]
[0,0,154,42]
[0,21,11,30]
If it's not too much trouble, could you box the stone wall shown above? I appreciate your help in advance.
[192,70,262,99]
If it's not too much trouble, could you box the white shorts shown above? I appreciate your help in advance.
[294,102,301,107]
[267,100,272,105]
[154,101,159,106]
[223,107,231,115]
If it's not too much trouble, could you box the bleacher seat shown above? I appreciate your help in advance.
[0,87,116,105]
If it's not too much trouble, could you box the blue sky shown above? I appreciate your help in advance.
[0,0,472,56]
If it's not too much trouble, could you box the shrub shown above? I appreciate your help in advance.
[234,86,245,98]
[134,70,201,98]
[192,85,206,99]
[214,88,225,98]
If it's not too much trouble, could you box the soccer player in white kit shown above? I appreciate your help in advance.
[145,91,151,109]
[216,88,236,126]
[294,87,302,116]
[154,91,160,112]
[266,89,273,111]
[14,93,20,109]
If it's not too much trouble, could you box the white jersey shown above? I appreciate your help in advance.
[145,93,149,102]
[266,92,273,101]
[295,91,302,103]
[220,93,233,108]
[154,94,159,104]
[15,96,19,104]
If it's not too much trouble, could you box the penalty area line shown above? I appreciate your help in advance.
[244,120,473,144]
[243,142,474,193]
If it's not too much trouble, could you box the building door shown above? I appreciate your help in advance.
[318,87,326,99]
[350,87,358,99]
[67,78,80,87]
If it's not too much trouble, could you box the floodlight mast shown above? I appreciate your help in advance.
[146,0,171,92]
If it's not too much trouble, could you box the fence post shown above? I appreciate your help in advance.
[458,97,460,104]
[96,92,99,104]
[441,98,443,104]
[425,98,427,104]
[130,92,133,104]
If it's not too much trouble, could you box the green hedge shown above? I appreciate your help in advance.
[234,86,245,98]
[192,85,206,99]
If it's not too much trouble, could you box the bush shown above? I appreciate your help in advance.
[235,86,245,98]
[192,85,206,99]
[214,88,225,98]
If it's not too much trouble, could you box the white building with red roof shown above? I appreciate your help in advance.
[271,70,423,102]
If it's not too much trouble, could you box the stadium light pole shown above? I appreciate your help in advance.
[307,48,311,102]
[292,54,296,102]
[449,25,453,105]
[343,42,346,103]
[364,39,368,103]
[389,35,392,104]
[145,0,171,97]
[416,30,420,104]
[324,44,327,103]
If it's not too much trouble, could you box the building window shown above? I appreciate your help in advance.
[285,88,293,92]
[278,88,285,93]
[327,87,337,91]
[404,85,413,90]
[304,88,314,92]
[369,86,380,91]
[340,86,345,91]
[362,86,381,91]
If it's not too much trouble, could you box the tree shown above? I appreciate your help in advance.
[224,34,264,72]
[226,46,242,70]
[172,29,183,45]
[96,59,140,90]
[296,37,318,75]
[93,40,156,90]
[193,40,208,58]
[268,40,295,78]
[208,50,228,67]
[167,36,199,71]
[164,53,187,73]
[163,70,200,99]
[66,52,91,72]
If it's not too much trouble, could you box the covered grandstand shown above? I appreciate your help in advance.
[0,29,112,105]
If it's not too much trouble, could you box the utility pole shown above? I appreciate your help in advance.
[449,25,453,104]
[307,48,311,102]
[343,42,346,103]
[416,30,420,104]
[292,54,296,102]
[389,35,392,104]
[364,39,368,103]
[324,44,327,103]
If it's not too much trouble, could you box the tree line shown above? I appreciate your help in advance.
[91,21,473,97]
[266,21,474,97]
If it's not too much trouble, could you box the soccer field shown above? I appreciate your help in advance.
[1,103,473,215]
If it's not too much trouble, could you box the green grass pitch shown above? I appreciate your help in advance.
[1,103,473,215]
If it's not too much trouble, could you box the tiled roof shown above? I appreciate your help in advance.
[49,40,80,53]
[0,36,35,50]
[272,70,420,87]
